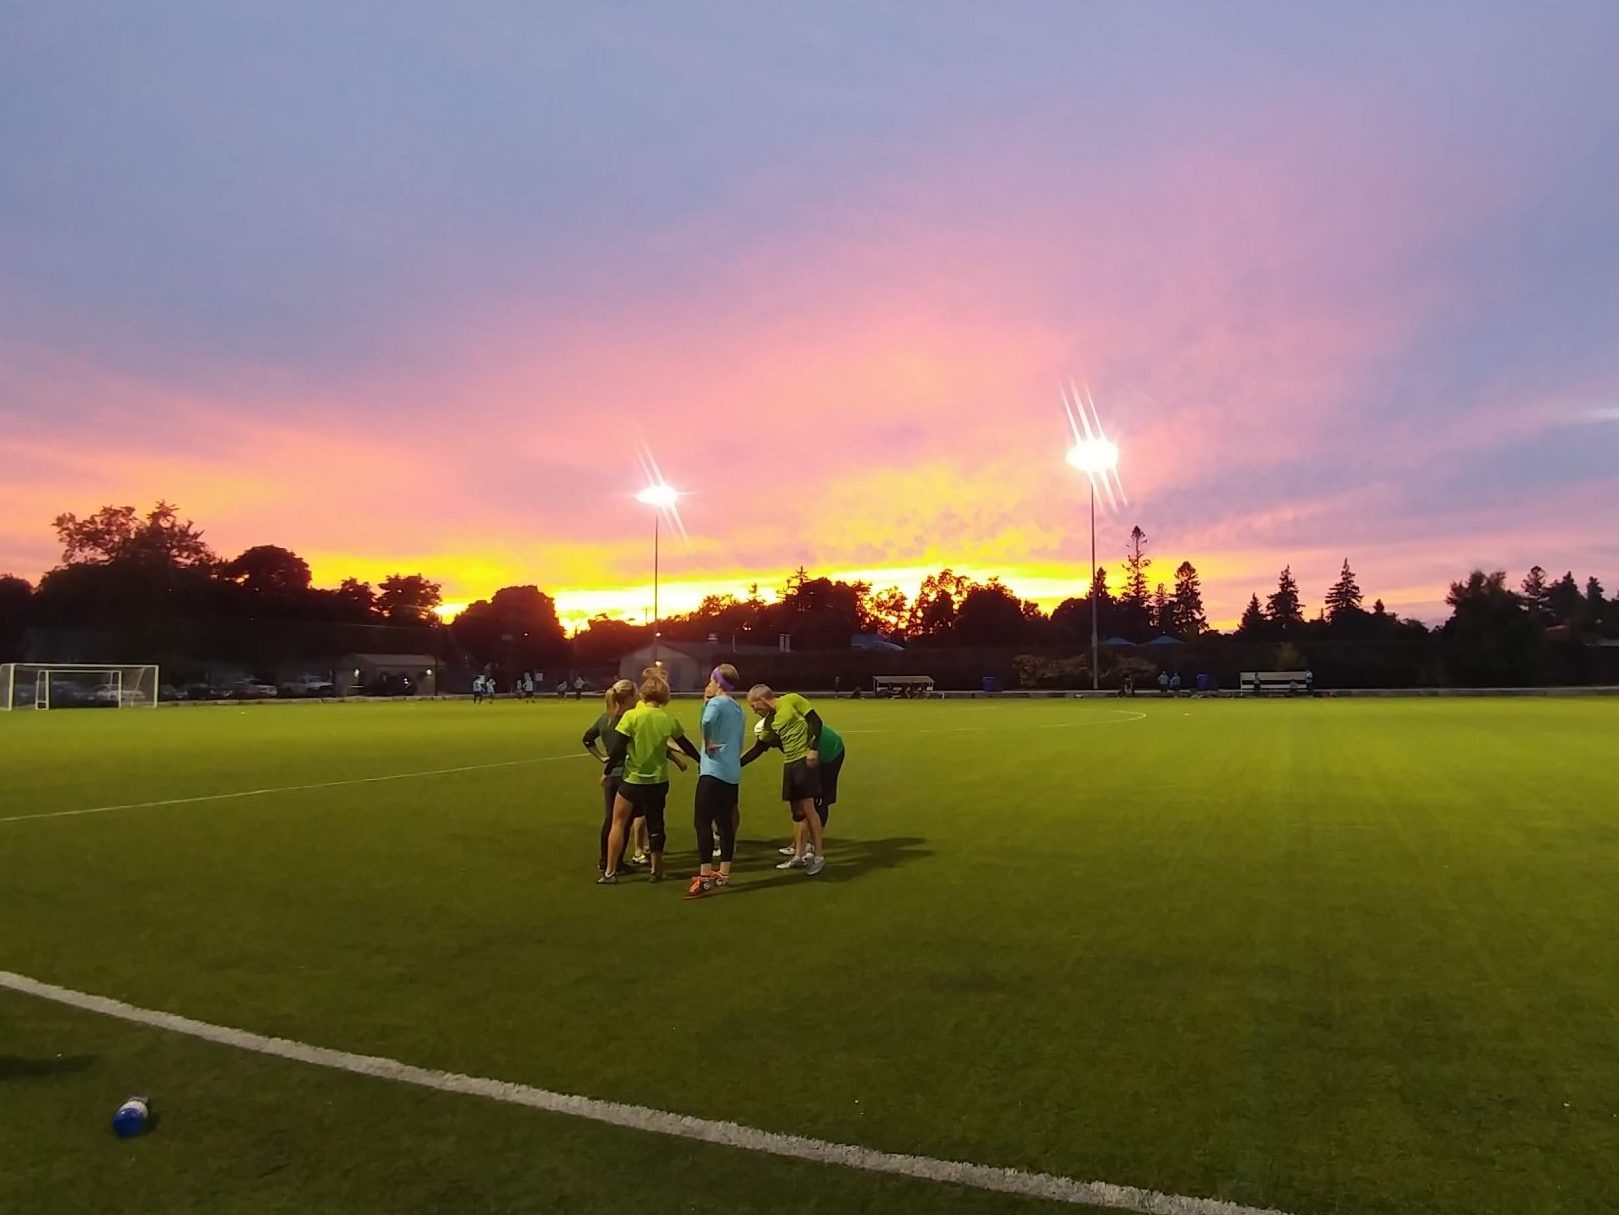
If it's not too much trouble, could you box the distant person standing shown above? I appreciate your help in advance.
[1157,671,1170,696]
[573,675,585,700]
[1305,669,1315,696]
[1170,672,1181,695]
[523,671,535,700]
[472,674,485,705]
[556,679,568,699]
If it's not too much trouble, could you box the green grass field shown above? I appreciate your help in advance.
[3,696,1618,1215]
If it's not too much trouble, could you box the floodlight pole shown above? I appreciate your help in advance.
[652,512,661,665]
[1089,479,1099,692]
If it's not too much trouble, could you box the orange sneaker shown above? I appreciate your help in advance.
[684,874,715,900]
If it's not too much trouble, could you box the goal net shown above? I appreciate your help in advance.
[0,664,160,710]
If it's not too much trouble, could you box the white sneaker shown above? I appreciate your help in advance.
[805,855,826,876]
[777,845,797,856]
[712,847,723,859]
[776,855,808,870]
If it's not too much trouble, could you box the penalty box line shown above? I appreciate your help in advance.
[0,968,1296,1215]
[0,753,589,826]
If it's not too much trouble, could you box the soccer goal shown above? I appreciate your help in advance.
[0,664,160,710]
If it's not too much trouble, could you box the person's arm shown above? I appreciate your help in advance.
[665,742,688,773]
[674,735,701,762]
[582,721,606,762]
[804,709,825,766]
[739,740,766,767]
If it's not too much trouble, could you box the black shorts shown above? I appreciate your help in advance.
[781,758,822,805]
[818,749,845,807]
[617,781,669,818]
[695,774,739,818]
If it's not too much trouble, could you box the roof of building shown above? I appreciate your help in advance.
[340,653,439,666]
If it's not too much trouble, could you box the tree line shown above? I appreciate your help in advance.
[2,501,1614,683]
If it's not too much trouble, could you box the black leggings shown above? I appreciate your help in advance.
[694,775,739,863]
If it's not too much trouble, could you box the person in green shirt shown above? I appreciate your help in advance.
[582,679,657,872]
[740,685,845,876]
[598,671,701,884]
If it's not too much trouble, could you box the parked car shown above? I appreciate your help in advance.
[277,675,335,697]
[232,681,279,700]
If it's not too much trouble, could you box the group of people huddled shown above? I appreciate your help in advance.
[472,671,586,703]
[582,663,846,899]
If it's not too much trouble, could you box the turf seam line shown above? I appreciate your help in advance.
[0,968,1294,1215]
[0,752,589,825]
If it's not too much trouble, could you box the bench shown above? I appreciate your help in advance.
[1240,670,1314,697]
[873,675,937,699]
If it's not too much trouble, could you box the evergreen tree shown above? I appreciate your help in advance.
[1238,593,1267,638]
[1545,571,1582,625]
[1265,565,1304,631]
[1151,582,1173,634]
[1324,559,1364,620]
[1584,577,1607,634]
[1172,561,1208,637]
[1520,565,1549,616]
[1119,527,1152,639]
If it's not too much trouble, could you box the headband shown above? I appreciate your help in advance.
[711,667,734,693]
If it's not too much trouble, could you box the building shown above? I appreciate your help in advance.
[616,640,784,692]
[336,653,441,696]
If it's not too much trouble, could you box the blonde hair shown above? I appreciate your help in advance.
[713,662,740,690]
[603,679,636,714]
[638,672,672,706]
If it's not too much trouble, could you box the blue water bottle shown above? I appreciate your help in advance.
[112,1095,151,1138]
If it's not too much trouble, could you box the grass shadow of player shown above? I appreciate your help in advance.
[0,1054,98,1080]
[719,835,931,895]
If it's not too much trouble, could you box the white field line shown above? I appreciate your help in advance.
[0,752,588,826]
[0,968,1294,1215]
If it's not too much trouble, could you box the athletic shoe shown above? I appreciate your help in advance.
[648,871,666,884]
[713,873,730,889]
[712,847,723,859]
[684,875,714,900]
[777,845,815,857]
[805,855,826,876]
[775,855,808,870]
[631,851,650,866]
[595,873,619,885]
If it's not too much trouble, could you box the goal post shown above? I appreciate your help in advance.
[0,664,160,710]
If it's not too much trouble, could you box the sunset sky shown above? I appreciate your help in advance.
[2,3,1616,629]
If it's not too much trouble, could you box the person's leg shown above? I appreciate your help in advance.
[693,778,716,877]
[601,793,635,879]
[633,814,650,863]
[644,785,669,879]
[715,783,738,879]
[598,779,618,871]
[797,796,825,864]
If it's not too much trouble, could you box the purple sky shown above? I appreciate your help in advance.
[2,2,1616,625]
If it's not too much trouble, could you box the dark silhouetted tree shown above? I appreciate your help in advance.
[1266,566,1304,632]
[1545,571,1581,626]
[906,569,971,643]
[1584,577,1607,636]
[1238,593,1267,639]
[1520,566,1549,617]
[52,501,214,569]
[1117,528,1152,639]
[1444,569,1539,685]
[0,574,31,660]
[864,587,909,637]
[1324,559,1364,621]
[452,585,566,670]
[225,545,312,596]
[1151,582,1173,635]
[1172,561,1208,638]
[377,574,442,624]
[956,579,1031,645]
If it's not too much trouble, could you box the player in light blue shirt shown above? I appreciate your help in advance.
[685,663,745,898]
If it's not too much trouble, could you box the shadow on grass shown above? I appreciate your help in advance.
[716,835,931,895]
[0,1054,98,1080]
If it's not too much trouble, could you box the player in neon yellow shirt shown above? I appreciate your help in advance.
[740,685,844,876]
[598,672,700,884]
